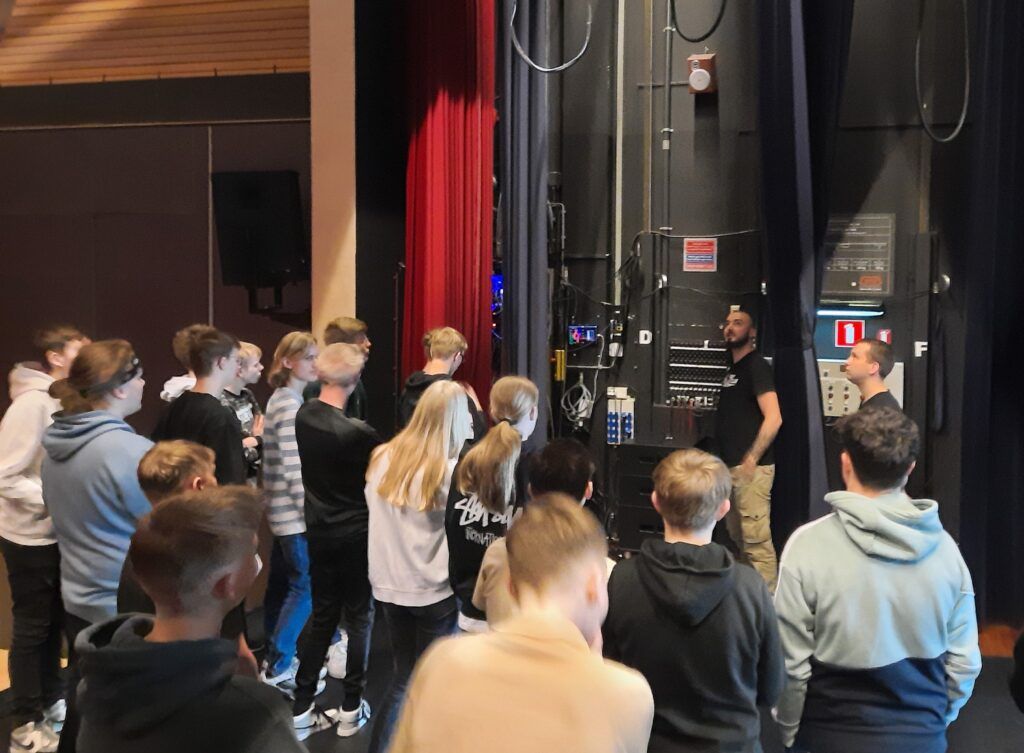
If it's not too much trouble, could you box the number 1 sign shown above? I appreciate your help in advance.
[834,320,865,348]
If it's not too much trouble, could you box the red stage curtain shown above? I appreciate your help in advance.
[402,0,496,407]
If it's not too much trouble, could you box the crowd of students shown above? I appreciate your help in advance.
[0,318,990,753]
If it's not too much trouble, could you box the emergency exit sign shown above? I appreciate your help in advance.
[834,320,865,348]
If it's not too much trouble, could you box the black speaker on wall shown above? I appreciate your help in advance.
[211,170,309,289]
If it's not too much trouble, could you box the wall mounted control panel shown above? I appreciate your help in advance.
[818,359,905,417]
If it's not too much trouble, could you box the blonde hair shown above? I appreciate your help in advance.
[267,331,316,389]
[456,376,539,514]
[49,339,138,415]
[324,317,368,345]
[506,493,607,592]
[423,327,467,360]
[652,449,731,529]
[238,341,262,365]
[317,343,365,387]
[370,380,471,511]
[138,440,217,504]
[129,486,264,614]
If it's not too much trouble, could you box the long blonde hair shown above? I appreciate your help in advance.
[456,376,539,514]
[370,380,471,511]
[267,331,316,389]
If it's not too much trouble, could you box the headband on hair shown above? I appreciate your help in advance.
[80,355,143,397]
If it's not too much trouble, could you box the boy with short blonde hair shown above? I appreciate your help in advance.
[398,326,483,435]
[221,342,264,484]
[604,448,784,753]
[390,494,654,753]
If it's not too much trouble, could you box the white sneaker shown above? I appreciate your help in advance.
[288,655,328,682]
[260,661,298,693]
[328,699,371,738]
[292,704,333,742]
[326,640,348,680]
[9,721,60,753]
[42,700,66,734]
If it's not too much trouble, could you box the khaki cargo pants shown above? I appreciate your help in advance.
[726,464,778,592]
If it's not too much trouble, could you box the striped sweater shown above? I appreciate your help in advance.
[263,387,306,536]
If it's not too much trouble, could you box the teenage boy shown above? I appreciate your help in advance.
[845,337,901,411]
[389,494,654,753]
[160,324,205,402]
[471,438,596,627]
[302,317,371,421]
[153,326,247,486]
[604,448,784,753]
[774,408,981,753]
[0,325,87,751]
[714,308,782,590]
[397,326,486,437]
[220,342,265,484]
[291,343,381,739]
[75,487,305,753]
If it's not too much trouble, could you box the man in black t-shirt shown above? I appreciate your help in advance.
[845,338,901,411]
[714,309,782,591]
[291,343,381,739]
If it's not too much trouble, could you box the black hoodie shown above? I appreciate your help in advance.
[398,371,487,438]
[75,615,304,753]
[604,540,784,753]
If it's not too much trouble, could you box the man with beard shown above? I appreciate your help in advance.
[713,308,782,590]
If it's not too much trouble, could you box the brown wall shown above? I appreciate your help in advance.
[0,121,312,433]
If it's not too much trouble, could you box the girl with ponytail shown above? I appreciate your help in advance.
[444,376,539,633]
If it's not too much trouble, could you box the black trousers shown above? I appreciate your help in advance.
[292,535,374,714]
[367,596,457,753]
[0,538,65,727]
[56,611,91,753]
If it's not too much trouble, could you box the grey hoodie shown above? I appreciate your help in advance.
[41,411,153,624]
[773,490,981,752]
[0,364,58,545]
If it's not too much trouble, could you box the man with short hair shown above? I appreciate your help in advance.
[604,448,784,753]
[714,308,782,590]
[0,324,88,751]
[160,324,206,402]
[397,326,485,436]
[153,327,247,486]
[390,494,654,753]
[74,487,305,753]
[303,317,371,420]
[291,344,381,739]
[773,408,981,753]
[845,337,901,411]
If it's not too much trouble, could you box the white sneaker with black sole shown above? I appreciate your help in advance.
[327,699,371,738]
[292,704,334,741]
[9,721,60,753]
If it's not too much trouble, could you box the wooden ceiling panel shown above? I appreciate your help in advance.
[0,0,310,87]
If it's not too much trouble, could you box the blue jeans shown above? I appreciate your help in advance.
[367,596,457,753]
[263,533,312,675]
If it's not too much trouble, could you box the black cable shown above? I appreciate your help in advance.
[914,0,969,144]
[670,0,728,44]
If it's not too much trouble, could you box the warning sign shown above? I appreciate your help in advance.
[834,319,865,348]
[683,238,718,272]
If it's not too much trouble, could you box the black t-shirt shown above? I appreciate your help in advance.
[302,379,369,421]
[398,371,488,440]
[294,399,382,542]
[715,352,776,467]
[861,390,901,412]
[153,391,247,485]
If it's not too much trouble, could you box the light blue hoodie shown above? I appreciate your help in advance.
[41,411,153,624]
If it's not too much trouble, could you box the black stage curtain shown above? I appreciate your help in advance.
[757,0,853,542]
[498,0,550,449]
[961,0,1024,624]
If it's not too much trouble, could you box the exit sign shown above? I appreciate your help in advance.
[834,319,865,348]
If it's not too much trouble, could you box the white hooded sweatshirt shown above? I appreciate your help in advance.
[0,364,60,545]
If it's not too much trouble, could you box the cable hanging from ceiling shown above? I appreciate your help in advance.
[914,0,970,143]
[510,0,593,73]
[670,0,727,44]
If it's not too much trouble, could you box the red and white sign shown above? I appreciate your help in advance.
[834,319,865,348]
[682,237,718,272]
[877,329,892,344]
